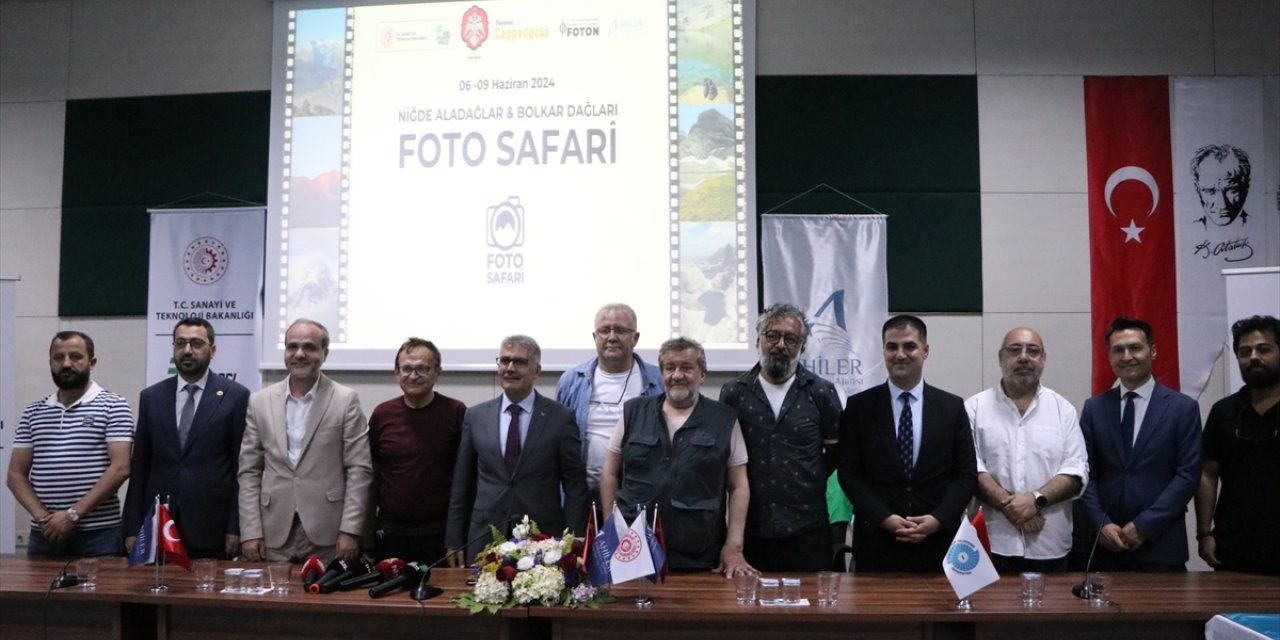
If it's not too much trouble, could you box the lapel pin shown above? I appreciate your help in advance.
[216,390,224,397]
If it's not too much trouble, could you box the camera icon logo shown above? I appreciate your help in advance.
[486,196,525,251]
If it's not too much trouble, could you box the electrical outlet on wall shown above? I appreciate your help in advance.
[16,531,26,546]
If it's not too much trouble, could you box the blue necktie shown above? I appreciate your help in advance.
[897,392,914,476]
[1120,391,1138,455]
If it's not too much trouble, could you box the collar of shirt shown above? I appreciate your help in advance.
[997,383,1042,415]
[176,370,211,394]
[887,379,925,464]
[1119,375,1157,438]
[44,381,103,409]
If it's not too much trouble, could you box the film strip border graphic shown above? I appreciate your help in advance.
[667,0,680,338]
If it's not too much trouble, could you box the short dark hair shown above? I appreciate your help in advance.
[882,314,927,342]
[658,336,707,373]
[51,331,95,358]
[1231,315,1280,352]
[1191,144,1251,184]
[1105,316,1154,346]
[173,317,216,343]
[394,337,442,369]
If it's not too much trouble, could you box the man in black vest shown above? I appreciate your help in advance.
[600,337,754,578]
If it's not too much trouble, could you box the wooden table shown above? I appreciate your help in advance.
[2,555,1277,640]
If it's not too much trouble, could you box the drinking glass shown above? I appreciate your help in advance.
[816,571,840,606]
[268,562,292,595]
[1021,572,1045,607]
[75,557,99,589]
[734,572,758,604]
[193,559,217,591]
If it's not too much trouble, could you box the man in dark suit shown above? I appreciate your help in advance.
[1078,316,1201,571]
[446,335,588,564]
[838,315,976,572]
[123,318,250,559]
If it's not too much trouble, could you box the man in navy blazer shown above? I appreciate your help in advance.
[1078,316,1201,571]
[838,315,977,572]
[123,318,250,559]
[446,335,588,564]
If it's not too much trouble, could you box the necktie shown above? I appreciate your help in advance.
[504,404,523,475]
[178,383,198,449]
[897,391,914,477]
[1120,391,1138,455]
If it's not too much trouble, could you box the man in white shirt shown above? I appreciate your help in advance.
[966,327,1087,573]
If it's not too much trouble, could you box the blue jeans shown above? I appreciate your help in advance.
[27,526,122,557]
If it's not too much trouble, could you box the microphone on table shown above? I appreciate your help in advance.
[299,554,325,590]
[338,558,405,591]
[49,558,79,590]
[1072,528,1103,599]
[403,513,522,601]
[312,556,373,594]
[368,562,424,598]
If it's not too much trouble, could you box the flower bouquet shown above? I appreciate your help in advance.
[454,516,614,613]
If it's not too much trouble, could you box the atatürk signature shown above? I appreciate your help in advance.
[1193,236,1254,262]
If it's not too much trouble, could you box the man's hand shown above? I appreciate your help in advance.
[335,532,360,561]
[902,514,941,542]
[1001,493,1039,525]
[40,511,76,544]
[1019,515,1045,534]
[241,538,265,561]
[224,534,241,560]
[1198,535,1221,567]
[125,535,138,554]
[445,548,465,568]
[716,544,755,579]
[1119,522,1146,549]
[1097,523,1130,553]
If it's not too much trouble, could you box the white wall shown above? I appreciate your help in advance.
[2,0,1276,561]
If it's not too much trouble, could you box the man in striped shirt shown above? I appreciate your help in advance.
[6,331,133,556]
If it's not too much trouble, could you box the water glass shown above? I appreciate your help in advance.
[1020,572,1045,607]
[757,577,781,604]
[1087,572,1112,606]
[223,568,243,593]
[268,562,293,595]
[781,578,802,604]
[816,571,840,606]
[242,568,265,593]
[193,559,217,591]
[734,572,758,604]
[75,557,99,589]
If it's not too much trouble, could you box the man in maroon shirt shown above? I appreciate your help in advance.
[367,338,466,564]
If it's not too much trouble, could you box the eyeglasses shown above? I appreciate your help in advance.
[496,356,532,368]
[596,326,636,338]
[1002,344,1044,358]
[397,364,435,377]
[762,331,802,347]
[173,339,210,350]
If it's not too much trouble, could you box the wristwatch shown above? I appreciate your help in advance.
[66,507,80,523]
[1032,491,1048,511]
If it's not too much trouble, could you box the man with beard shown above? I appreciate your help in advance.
[7,331,133,556]
[557,303,663,508]
[719,304,841,571]
[966,327,1087,573]
[601,337,754,577]
[838,315,977,572]
[1195,315,1280,574]
[1078,316,1201,571]
[446,335,587,564]
[124,318,250,559]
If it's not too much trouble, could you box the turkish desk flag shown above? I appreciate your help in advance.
[1085,76,1181,395]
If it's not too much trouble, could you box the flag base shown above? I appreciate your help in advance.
[633,580,653,608]
[149,584,170,594]
[953,597,973,611]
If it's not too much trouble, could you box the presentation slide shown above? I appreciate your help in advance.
[265,0,755,370]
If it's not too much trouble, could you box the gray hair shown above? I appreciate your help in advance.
[658,336,706,373]
[288,318,330,350]
[501,334,541,362]
[757,303,809,340]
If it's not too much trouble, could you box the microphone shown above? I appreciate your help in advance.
[1072,528,1103,599]
[300,554,325,590]
[48,558,79,590]
[368,562,424,598]
[312,556,373,594]
[399,514,522,601]
[337,558,404,591]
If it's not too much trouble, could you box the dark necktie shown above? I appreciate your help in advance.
[178,383,197,449]
[897,391,914,477]
[1120,391,1138,455]
[504,404,523,475]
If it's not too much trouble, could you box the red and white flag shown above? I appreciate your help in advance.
[157,502,191,570]
[1085,76,1181,395]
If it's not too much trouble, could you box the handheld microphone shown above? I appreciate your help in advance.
[312,556,372,594]
[337,558,404,591]
[300,554,325,590]
[368,562,423,598]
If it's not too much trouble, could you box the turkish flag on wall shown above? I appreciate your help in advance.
[1085,76,1180,395]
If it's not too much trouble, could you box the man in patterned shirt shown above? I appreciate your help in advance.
[6,331,133,556]
[720,303,842,571]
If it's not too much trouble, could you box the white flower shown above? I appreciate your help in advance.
[517,555,535,571]
[511,564,564,605]
[542,548,562,565]
[512,517,531,540]
[473,572,510,605]
[499,541,518,555]
[571,582,597,603]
